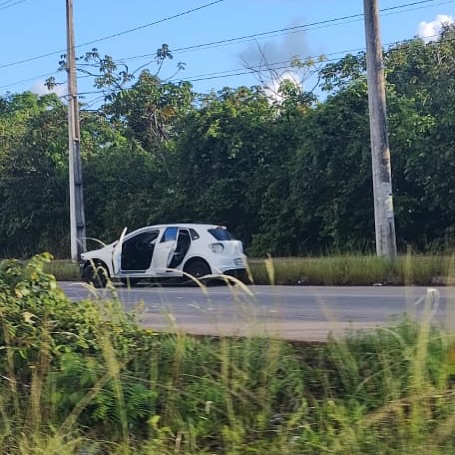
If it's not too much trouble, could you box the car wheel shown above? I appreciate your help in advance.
[184,259,211,280]
[234,269,250,284]
[83,262,109,288]
[121,278,140,287]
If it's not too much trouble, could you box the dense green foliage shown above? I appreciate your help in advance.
[1,255,455,454]
[0,26,454,258]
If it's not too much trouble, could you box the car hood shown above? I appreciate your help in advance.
[80,242,116,260]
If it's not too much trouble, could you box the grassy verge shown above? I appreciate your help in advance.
[1,254,455,454]
[44,259,80,280]
[248,254,455,285]
[46,254,454,285]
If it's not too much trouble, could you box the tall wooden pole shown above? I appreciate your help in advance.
[363,0,397,259]
[66,0,86,261]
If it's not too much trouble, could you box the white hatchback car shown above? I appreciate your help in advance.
[80,223,248,287]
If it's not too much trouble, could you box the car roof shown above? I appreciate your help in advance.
[131,223,227,231]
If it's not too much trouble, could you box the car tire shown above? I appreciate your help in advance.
[184,259,211,280]
[83,262,109,288]
[235,269,250,284]
[121,278,140,287]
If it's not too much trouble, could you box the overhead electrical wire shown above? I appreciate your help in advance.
[162,35,455,83]
[61,32,452,101]
[120,0,451,63]
[0,0,29,11]
[16,39,443,110]
[0,0,452,91]
[0,0,231,69]
[2,31,452,95]
[0,71,57,90]
[69,0,231,52]
[0,0,17,6]
[0,73,92,91]
[0,0,448,71]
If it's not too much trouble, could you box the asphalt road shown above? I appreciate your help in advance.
[59,282,454,341]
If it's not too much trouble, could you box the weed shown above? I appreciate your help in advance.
[1,254,455,453]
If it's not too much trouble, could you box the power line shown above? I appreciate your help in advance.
[0,72,58,90]
[118,0,451,61]
[177,55,354,83]
[3,32,451,98]
[0,0,451,89]
[66,33,453,98]
[0,73,92,91]
[106,33,451,85]
[121,17,365,62]
[66,0,450,92]
[0,0,19,7]
[0,0,447,71]
[180,35,455,83]
[0,0,29,11]
[78,0,230,48]
[0,0,231,70]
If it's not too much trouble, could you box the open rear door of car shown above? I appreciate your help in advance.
[152,226,178,274]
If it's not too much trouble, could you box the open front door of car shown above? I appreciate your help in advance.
[112,227,128,275]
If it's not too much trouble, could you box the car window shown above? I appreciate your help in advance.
[161,226,178,243]
[137,230,159,246]
[189,228,200,240]
[208,227,234,241]
[123,232,156,251]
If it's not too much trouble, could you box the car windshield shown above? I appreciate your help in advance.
[208,227,234,241]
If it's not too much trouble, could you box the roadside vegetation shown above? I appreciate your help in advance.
[249,254,455,286]
[1,254,455,454]
[47,254,454,286]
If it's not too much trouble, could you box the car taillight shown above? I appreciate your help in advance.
[209,243,224,253]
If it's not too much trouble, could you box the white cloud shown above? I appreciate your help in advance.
[263,70,300,103]
[31,79,67,98]
[418,14,454,42]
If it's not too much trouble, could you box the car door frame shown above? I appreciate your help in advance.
[112,227,160,277]
[151,226,182,275]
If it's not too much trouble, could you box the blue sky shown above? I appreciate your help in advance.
[0,0,453,103]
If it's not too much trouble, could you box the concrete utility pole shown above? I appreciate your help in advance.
[363,0,397,259]
[66,0,86,261]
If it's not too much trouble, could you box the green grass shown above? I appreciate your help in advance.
[43,259,80,281]
[248,254,454,285]
[2,254,455,454]
[46,254,454,286]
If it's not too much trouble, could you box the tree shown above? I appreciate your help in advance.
[385,24,455,249]
[0,93,69,257]
[170,86,277,244]
[103,71,194,154]
[288,78,374,253]
[83,140,165,243]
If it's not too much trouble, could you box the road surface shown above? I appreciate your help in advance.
[59,282,454,341]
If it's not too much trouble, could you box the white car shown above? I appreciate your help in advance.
[80,223,248,287]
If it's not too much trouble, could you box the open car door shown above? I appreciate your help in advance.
[152,226,178,273]
[112,227,128,275]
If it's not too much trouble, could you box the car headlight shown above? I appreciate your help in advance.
[209,243,224,253]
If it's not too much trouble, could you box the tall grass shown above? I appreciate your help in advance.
[249,254,453,285]
[45,254,453,286]
[43,259,80,281]
[2,254,455,453]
